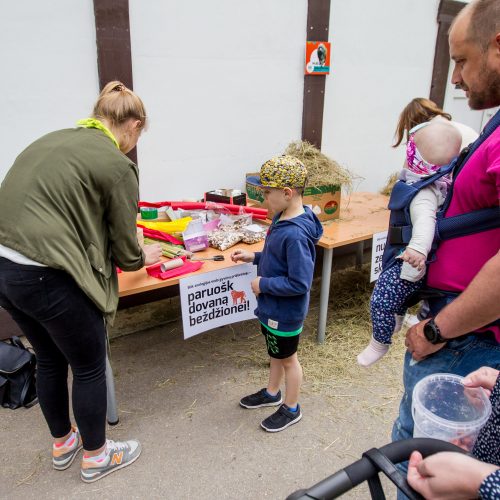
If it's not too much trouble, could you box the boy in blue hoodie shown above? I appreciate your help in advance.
[231,156,323,432]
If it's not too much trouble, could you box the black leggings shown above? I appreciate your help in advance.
[0,258,107,451]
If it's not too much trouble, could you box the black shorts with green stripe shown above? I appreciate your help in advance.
[260,324,301,359]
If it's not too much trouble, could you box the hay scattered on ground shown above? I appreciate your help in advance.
[188,265,406,422]
[380,171,399,196]
[284,141,355,191]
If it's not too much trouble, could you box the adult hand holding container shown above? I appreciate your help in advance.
[412,373,492,451]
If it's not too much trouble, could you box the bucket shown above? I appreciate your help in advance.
[412,373,491,450]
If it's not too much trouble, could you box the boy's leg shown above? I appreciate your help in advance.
[267,357,284,395]
[239,325,284,409]
[261,332,302,432]
[281,353,302,408]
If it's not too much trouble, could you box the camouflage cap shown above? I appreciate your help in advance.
[247,155,308,189]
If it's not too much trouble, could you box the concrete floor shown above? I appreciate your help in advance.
[0,303,403,499]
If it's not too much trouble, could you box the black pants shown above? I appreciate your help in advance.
[0,258,106,451]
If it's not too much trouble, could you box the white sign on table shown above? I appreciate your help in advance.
[179,263,257,339]
[370,230,388,282]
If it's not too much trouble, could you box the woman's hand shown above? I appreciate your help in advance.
[463,366,500,397]
[143,243,163,266]
[407,451,498,499]
[230,249,254,263]
[400,247,426,270]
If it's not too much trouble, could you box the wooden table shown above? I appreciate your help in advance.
[119,192,389,341]
[316,192,389,342]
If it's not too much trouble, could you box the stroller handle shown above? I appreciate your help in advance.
[286,438,466,500]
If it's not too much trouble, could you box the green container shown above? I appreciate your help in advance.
[140,207,158,220]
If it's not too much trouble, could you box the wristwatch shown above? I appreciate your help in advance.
[423,318,447,345]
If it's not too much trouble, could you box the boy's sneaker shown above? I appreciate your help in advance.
[261,404,302,432]
[240,388,282,409]
[80,439,141,483]
[53,426,83,470]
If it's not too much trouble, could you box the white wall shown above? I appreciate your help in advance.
[2,1,455,199]
[129,0,307,200]
[322,0,440,192]
[0,1,98,179]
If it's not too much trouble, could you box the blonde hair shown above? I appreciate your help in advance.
[92,81,147,129]
[393,98,452,147]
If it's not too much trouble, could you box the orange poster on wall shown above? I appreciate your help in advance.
[305,41,331,75]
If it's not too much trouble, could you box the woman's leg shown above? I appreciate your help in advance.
[0,260,107,452]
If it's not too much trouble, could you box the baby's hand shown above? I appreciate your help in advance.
[400,248,426,270]
[230,249,254,263]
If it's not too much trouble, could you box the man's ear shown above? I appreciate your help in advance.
[283,187,293,198]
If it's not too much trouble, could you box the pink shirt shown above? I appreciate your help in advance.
[427,127,500,337]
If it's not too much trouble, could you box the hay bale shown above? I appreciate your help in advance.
[284,140,355,190]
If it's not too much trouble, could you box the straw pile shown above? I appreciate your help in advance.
[380,171,399,196]
[284,141,355,190]
[192,265,406,423]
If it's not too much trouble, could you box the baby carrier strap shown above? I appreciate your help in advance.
[432,109,500,242]
[382,162,455,270]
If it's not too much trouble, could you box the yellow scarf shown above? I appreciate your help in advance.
[77,118,120,149]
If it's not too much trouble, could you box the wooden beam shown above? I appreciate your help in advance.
[93,0,137,163]
[430,0,467,107]
[302,0,331,150]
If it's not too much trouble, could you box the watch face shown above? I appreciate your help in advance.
[424,322,437,343]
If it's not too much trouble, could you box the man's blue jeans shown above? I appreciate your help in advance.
[392,334,500,498]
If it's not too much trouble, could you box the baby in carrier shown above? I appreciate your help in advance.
[357,120,462,367]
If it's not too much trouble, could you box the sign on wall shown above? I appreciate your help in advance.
[179,263,257,339]
[305,41,331,75]
[370,231,388,282]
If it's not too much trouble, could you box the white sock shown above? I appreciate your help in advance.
[53,429,77,450]
[83,442,108,463]
[357,338,390,367]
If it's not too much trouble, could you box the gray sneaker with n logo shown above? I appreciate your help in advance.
[81,439,142,483]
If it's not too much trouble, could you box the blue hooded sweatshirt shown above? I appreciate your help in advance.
[253,206,323,332]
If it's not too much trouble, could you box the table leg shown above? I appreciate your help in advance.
[356,241,364,268]
[317,248,333,344]
[106,355,119,425]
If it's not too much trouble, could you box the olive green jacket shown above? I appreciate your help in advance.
[0,127,145,323]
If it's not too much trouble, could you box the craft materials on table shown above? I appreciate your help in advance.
[146,257,203,281]
[188,255,225,262]
[139,207,158,220]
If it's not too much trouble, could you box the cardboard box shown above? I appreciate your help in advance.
[246,173,341,222]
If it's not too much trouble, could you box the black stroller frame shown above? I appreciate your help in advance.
[286,438,466,500]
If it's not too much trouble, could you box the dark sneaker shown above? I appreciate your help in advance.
[240,388,282,409]
[261,404,302,432]
[52,426,83,471]
[80,439,141,483]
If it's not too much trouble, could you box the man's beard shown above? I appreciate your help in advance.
[467,61,500,110]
